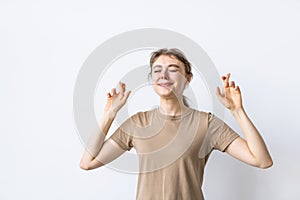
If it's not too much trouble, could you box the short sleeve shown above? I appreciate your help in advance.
[109,110,154,151]
[207,112,240,152]
[109,127,133,151]
[109,116,134,151]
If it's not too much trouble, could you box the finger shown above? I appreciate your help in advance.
[119,82,125,96]
[107,92,112,98]
[230,81,235,88]
[235,85,241,93]
[227,73,231,79]
[222,73,230,88]
[222,73,230,79]
[111,88,117,95]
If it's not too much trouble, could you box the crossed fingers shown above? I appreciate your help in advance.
[221,73,239,91]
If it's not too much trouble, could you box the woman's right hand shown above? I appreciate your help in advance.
[104,82,131,114]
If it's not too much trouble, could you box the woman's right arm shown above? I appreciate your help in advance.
[79,82,131,170]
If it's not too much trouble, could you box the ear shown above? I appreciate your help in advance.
[185,74,192,83]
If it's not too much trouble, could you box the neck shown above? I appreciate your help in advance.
[159,96,189,116]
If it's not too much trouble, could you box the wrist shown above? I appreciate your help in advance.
[230,106,245,118]
[103,109,117,119]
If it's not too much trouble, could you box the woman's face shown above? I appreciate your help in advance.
[151,55,190,99]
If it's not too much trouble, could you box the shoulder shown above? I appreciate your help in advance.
[189,108,212,119]
[189,109,223,126]
[126,108,156,126]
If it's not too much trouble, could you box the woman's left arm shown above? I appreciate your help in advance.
[216,73,273,169]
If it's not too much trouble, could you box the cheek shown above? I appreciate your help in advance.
[150,72,158,81]
[151,74,157,81]
[171,73,186,82]
[174,76,188,90]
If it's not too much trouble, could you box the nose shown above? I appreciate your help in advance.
[159,69,169,80]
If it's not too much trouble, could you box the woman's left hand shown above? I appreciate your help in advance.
[216,73,243,112]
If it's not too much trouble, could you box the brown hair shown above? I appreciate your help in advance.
[149,48,193,107]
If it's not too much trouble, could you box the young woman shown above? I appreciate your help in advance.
[79,48,273,200]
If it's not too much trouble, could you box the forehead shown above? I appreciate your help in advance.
[152,55,183,67]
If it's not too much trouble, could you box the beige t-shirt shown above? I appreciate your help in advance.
[110,107,239,200]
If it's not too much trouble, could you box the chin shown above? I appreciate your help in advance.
[156,91,172,97]
[154,84,184,98]
[155,89,178,99]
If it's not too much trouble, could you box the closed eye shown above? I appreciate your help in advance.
[152,64,181,74]
[169,69,179,72]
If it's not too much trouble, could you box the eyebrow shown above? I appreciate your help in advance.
[152,64,181,69]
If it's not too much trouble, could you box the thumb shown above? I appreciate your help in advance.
[216,87,223,98]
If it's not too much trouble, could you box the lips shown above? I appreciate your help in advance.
[158,82,173,88]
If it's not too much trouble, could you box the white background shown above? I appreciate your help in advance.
[1,0,300,199]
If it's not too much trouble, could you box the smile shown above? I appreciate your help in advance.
[158,83,173,87]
